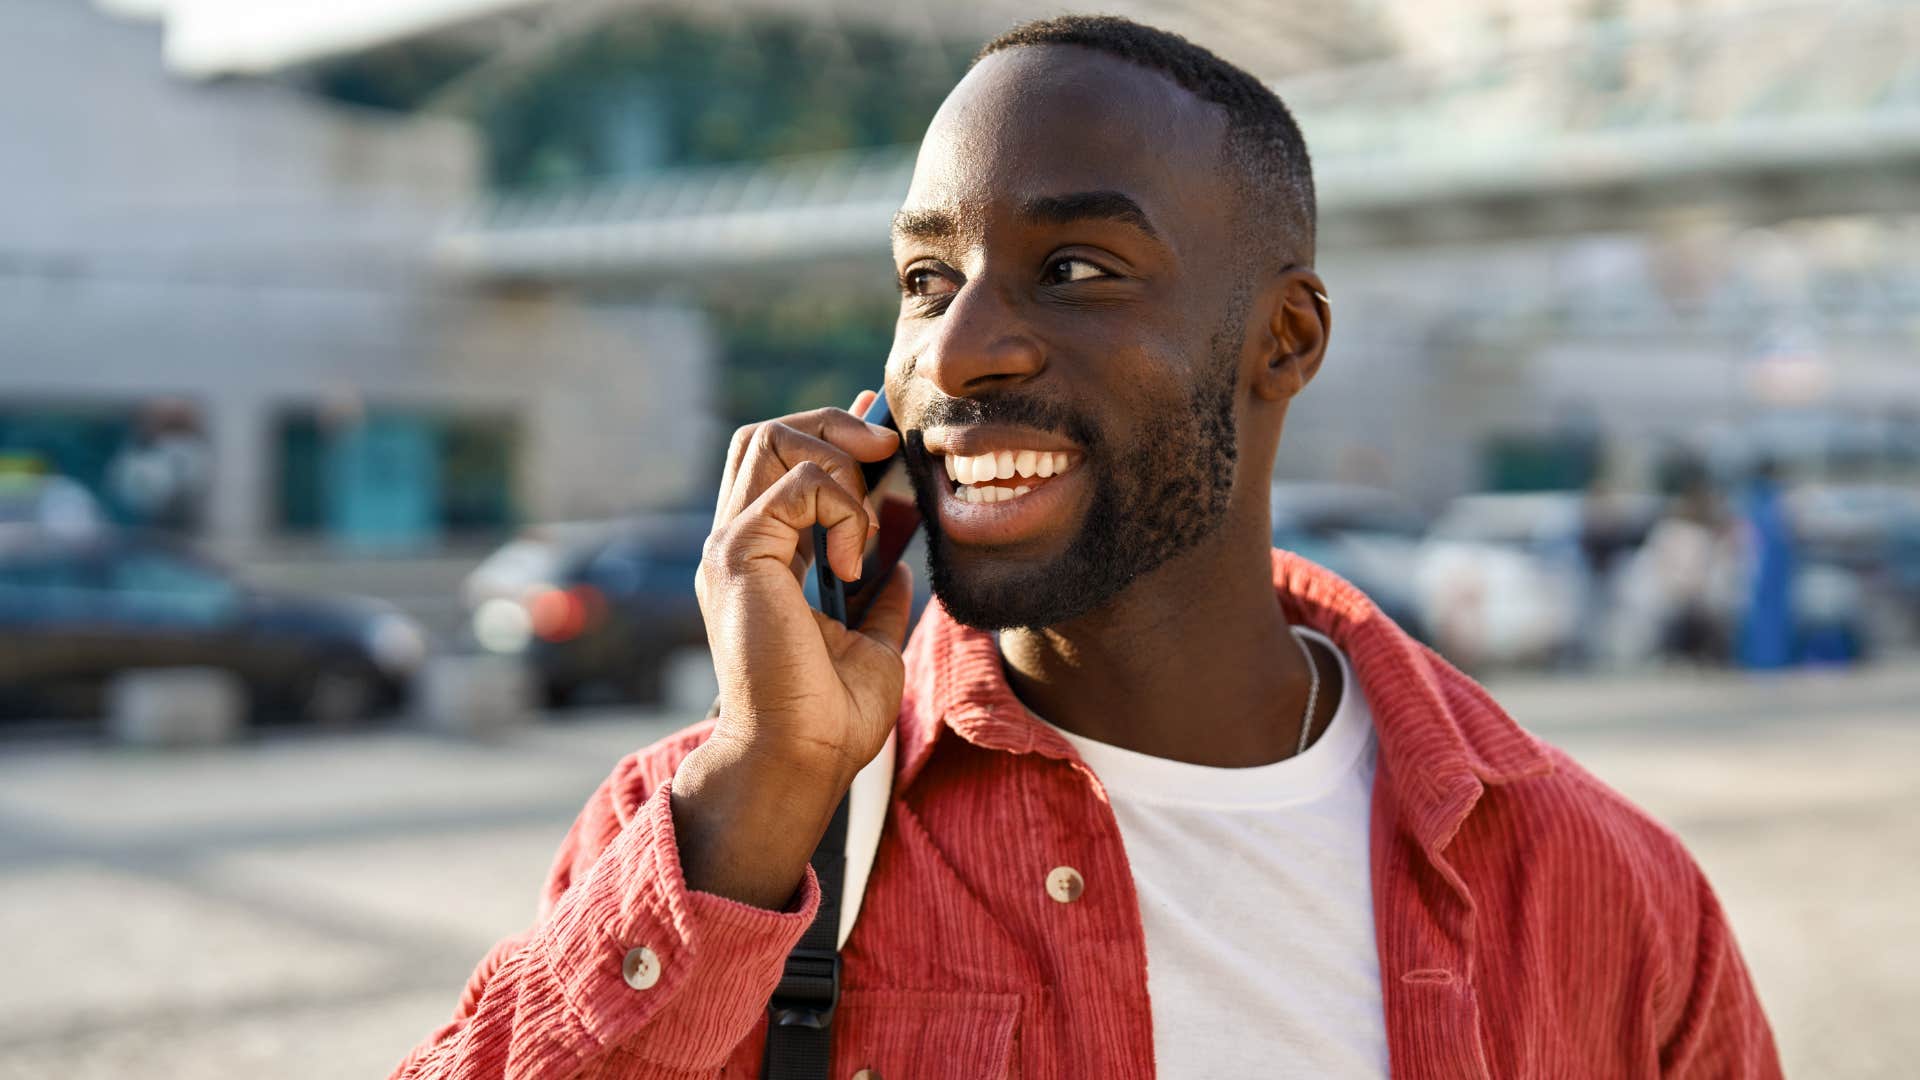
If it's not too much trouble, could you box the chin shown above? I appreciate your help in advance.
[927,545,1118,632]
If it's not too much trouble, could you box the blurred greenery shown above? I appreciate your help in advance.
[317,14,972,188]
[470,16,968,185]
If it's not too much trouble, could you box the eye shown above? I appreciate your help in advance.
[1044,257,1112,285]
[901,266,957,298]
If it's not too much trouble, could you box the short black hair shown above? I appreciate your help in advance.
[976,15,1316,270]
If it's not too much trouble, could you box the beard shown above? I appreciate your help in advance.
[901,314,1243,632]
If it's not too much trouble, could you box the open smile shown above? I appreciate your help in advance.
[923,429,1090,547]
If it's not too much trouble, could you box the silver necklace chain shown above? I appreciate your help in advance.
[1291,627,1321,756]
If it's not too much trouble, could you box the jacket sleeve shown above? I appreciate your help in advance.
[1659,866,1784,1079]
[389,753,820,1079]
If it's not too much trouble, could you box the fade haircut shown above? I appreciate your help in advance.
[975,15,1317,270]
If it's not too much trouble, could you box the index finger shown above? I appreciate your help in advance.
[782,405,898,463]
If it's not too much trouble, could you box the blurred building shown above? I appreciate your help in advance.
[409,0,1919,503]
[11,0,1916,594]
[0,0,717,587]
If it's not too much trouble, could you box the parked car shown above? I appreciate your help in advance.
[465,515,711,707]
[1269,483,1430,643]
[0,530,425,723]
[1786,482,1920,645]
[1411,491,1659,669]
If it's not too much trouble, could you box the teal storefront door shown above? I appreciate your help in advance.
[325,414,438,552]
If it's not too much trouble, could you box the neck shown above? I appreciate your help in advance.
[999,512,1323,767]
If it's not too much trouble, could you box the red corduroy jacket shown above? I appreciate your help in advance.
[393,549,1781,1079]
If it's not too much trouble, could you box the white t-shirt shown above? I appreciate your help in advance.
[1040,627,1389,1078]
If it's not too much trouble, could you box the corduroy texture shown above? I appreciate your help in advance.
[392,550,1781,1079]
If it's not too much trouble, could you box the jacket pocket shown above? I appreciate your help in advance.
[831,989,1022,1079]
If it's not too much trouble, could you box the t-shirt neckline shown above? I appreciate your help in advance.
[1029,626,1376,810]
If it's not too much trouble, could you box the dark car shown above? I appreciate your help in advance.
[0,530,425,724]
[465,515,711,707]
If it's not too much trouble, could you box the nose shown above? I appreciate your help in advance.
[912,278,1045,398]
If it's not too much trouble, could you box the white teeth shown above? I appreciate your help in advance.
[956,483,1041,505]
[945,448,1079,502]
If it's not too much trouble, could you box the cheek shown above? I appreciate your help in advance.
[1050,331,1203,443]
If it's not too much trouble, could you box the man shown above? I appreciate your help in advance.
[395,16,1779,1078]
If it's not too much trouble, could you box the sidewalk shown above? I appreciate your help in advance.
[1,662,1914,1077]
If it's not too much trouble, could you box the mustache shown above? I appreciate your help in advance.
[907,393,1103,454]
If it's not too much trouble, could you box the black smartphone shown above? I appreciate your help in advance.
[813,395,923,628]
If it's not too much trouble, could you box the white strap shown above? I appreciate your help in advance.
[836,727,895,948]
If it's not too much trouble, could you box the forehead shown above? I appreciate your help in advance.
[901,45,1231,248]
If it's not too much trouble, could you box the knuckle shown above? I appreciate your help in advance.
[707,528,757,577]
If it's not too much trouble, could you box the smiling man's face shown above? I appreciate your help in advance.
[886,44,1259,631]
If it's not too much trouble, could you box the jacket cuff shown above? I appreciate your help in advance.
[539,776,822,1070]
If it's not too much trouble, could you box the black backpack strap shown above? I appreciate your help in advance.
[761,790,849,1078]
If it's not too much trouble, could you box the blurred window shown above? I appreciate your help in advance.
[1482,434,1600,492]
[273,406,519,544]
[0,404,136,524]
[641,551,703,593]
[584,536,702,596]
[106,549,239,624]
[0,550,100,620]
[584,543,645,595]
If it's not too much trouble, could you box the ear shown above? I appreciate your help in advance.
[1250,269,1332,403]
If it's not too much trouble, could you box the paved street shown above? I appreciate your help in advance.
[0,662,1915,1078]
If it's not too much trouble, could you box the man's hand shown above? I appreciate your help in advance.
[672,390,915,909]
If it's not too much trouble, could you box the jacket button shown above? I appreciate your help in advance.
[622,945,661,990]
[1046,865,1084,903]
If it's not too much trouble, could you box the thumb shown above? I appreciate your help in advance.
[854,561,915,653]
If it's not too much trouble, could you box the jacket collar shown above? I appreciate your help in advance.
[894,548,1553,855]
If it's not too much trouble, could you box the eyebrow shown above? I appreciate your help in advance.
[890,190,1163,244]
[891,207,958,243]
[1021,190,1160,240]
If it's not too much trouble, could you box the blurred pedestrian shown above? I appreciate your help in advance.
[1736,456,1798,669]
[1643,472,1734,664]
[107,399,210,533]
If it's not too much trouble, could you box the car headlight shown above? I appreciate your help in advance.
[366,613,429,673]
[472,598,532,654]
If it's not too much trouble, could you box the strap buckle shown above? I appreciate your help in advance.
[767,946,840,1029]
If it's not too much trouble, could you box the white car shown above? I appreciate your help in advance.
[1411,492,1654,669]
